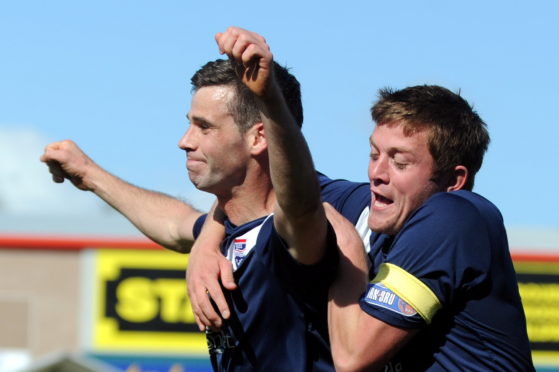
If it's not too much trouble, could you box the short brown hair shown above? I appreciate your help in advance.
[191,59,303,133]
[371,85,490,190]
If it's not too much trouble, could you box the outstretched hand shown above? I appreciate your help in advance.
[215,26,274,97]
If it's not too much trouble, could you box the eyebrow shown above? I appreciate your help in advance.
[370,136,414,156]
[189,114,214,127]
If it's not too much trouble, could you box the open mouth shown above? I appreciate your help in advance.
[373,192,393,208]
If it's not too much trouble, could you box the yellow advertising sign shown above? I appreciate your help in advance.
[92,249,207,354]
[515,259,559,367]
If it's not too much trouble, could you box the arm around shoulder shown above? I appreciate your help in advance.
[325,203,418,371]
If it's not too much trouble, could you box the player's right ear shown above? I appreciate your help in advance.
[248,122,267,155]
[446,165,468,192]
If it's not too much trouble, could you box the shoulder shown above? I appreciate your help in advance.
[317,171,371,224]
[390,191,503,267]
[192,213,208,239]
[384,192,500,309]
[318,171,369,194]
[411,190,503,230]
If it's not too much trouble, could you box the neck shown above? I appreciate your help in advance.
[219,192,275,226]
[216,168,276,226]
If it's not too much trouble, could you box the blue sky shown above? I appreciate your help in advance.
[1,1,558,231]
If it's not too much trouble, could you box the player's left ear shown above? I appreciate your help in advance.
[446,165,468,191]
[247,122,267,155]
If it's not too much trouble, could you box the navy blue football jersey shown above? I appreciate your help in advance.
[193,173,370,371]
[362,190,534,371]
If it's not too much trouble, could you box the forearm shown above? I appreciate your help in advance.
[258,86,326,265]
[329,282,375,371]
[88,166,202,252]
[215,27,325,263]
[328,251,416,371]
[259,89,321,219]
[192,203,226,252]
[328,240,370,367]
[187,204,234,329]
[41,139,201,252]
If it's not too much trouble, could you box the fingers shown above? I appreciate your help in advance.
[219,258,237,291]
[194,314,204,332]
[46,160,67,183]
[40,140,94,191]
[186,251,236,331]
[215,26,270,65]
[323,202,335,215]
[215,32,224,54]
[187,272,222,330]
[205,257,235,320]
[215,27,274,97]
[323,202,346,230]
[41,142,70,183]
[323,202,365,254]
[41,140,73,171]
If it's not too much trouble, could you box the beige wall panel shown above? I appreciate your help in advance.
[0,299,29,348]
[0,249,81,358]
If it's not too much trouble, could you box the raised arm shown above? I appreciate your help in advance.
[40,139,202,252]
[215,27,327,265]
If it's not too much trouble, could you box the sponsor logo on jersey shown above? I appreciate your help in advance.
[206,327,236,354]
[364,283,417,317]
[383,361,404,372]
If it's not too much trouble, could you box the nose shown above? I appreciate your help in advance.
[178,126,196,152]
[368,155,389,186]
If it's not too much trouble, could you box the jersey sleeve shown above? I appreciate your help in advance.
[360,192,492,329]
[318,173,372,250]
[192,213,208,239]
[256,217,339,306]
[318,173,371,224]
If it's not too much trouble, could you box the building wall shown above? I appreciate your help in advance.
[1,235,559,372]
[0,249,81,357]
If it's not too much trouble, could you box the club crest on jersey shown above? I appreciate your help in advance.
[364,283,417,317]
[233,239,247,266]
[225,216,270,271]
[233,239,246,252]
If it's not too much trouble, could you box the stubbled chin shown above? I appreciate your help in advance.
[368,211,398,235]
[368,214,384,232]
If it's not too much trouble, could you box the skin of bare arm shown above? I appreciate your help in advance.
[325,202,418,371]
[215,27,327,265]
[186,202,236,331]
[40,139,202,252]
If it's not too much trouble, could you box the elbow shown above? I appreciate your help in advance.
[171,239,193,253]
[333,356,360,372]
[156,238,192,254]
[334,360,384,372]
[333,348,385,372]
[333,356,365,372]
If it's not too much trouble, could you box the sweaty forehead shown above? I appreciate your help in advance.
[370,122,430,151]
[189,85,235,119]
